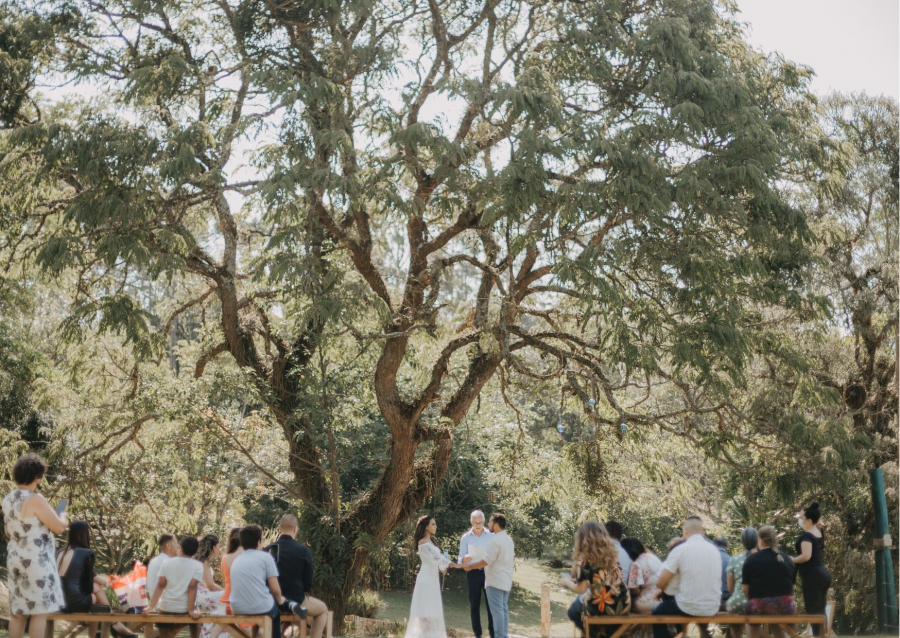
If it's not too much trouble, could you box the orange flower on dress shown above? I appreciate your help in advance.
[591,585,616,613]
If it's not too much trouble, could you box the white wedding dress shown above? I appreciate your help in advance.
[405,542,451,638]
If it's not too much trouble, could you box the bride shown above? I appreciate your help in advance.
[405,515,461,638]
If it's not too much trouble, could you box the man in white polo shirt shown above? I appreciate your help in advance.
[652,517,722,638]
[464,513,514,638]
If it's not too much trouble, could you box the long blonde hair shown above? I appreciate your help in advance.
[573,521,620,575]
[758,525,784,563]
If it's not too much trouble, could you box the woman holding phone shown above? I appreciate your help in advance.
[3,454,67,638]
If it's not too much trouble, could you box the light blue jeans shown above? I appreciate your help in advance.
[485,586,510,638]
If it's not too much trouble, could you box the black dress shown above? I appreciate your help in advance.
[60,548,96,613]
[794,532,831,634]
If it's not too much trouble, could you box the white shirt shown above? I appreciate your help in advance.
[459,528,494,563]
[612,539,633,577]
[157,557,204,613]
[483,530,515,592]
[661,534,723,616]
[146,553,171,601]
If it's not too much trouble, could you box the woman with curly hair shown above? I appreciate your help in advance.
[561,522,631,637]
[3,454,67,638]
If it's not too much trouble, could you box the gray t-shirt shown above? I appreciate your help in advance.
[229,549,279,614]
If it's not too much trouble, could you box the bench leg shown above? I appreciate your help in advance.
[143,621,155,638]
[325,613,332,638]
[607,622,635,638]
[100,621,111,638]
[777,624,801,638]
[223,625,252,638]
[263,615,273,638]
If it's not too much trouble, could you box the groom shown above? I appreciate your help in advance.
[459,510,495,638]
[464,514,514,638]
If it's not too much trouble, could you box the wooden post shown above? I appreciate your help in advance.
[325,612,333,638]
[541,585,551,638]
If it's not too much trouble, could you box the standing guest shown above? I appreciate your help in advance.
[459,509,494,638]
[604,521,632,576]
[742,525,796,638]
[791,502,831,636]
[143,536,204,638]
[3,454,67,638]
[622,538,662,613]
[220,528,243,615]
[561,522,631,638]
[725,528,759,638]
[147,534,178,602]
[270,515,330,638]
[229,525,306,638]
[652,517,723,638]
[195,535,225,638]
[464,514,514,638]
[57,520,137,638]
[713,538,731,610]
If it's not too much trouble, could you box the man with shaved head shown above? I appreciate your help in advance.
[269,514,330,638]
[651,516,722,638]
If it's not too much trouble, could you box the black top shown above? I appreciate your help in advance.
[269,534,314,602]
[60,548,96,611]
[742,548,796,599]
[794,532,825,574]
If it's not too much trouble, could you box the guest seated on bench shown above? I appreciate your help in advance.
[57,520,137,638]
[742,525,796,638]
[561,522,631,638]
[652,517,722,638]
[147,534,178,603]
[143,536,205,638]
[725,528,759,638]
[270,515,329,638]
[230,525,307,638]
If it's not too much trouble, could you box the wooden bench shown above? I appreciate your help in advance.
[46,611,334,638]
[583,612,827,638]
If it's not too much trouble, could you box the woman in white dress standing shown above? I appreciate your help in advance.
[405,515,461,638]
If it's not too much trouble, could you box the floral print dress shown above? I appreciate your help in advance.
[725,552,751,613]
[578,563,631,638]
[3,489,64,615]
[627,552,663,638]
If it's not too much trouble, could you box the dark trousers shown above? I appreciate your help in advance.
[467,569,494,638]
[800,569,831,636]
[652,595,688,638]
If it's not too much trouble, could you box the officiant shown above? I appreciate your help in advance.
[459,510,495,638]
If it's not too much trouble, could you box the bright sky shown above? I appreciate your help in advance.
[735,0,899,99]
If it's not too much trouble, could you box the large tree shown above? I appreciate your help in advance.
[2,0,823,619]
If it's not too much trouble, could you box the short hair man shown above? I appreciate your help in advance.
[459,510,495,638]
[269,515,329,638]
[230,525,305,638]
[147,534,178,602]
[652,517,723,638]
[712,538,731,610]
[143,536,203,638]
[604,521,632,576]
[464,514,514,638]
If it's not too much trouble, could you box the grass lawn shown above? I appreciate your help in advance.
[379,558,575,637]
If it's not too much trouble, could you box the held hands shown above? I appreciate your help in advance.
[462,555,472,565]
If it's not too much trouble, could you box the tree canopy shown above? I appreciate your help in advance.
[0,0,895,628]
